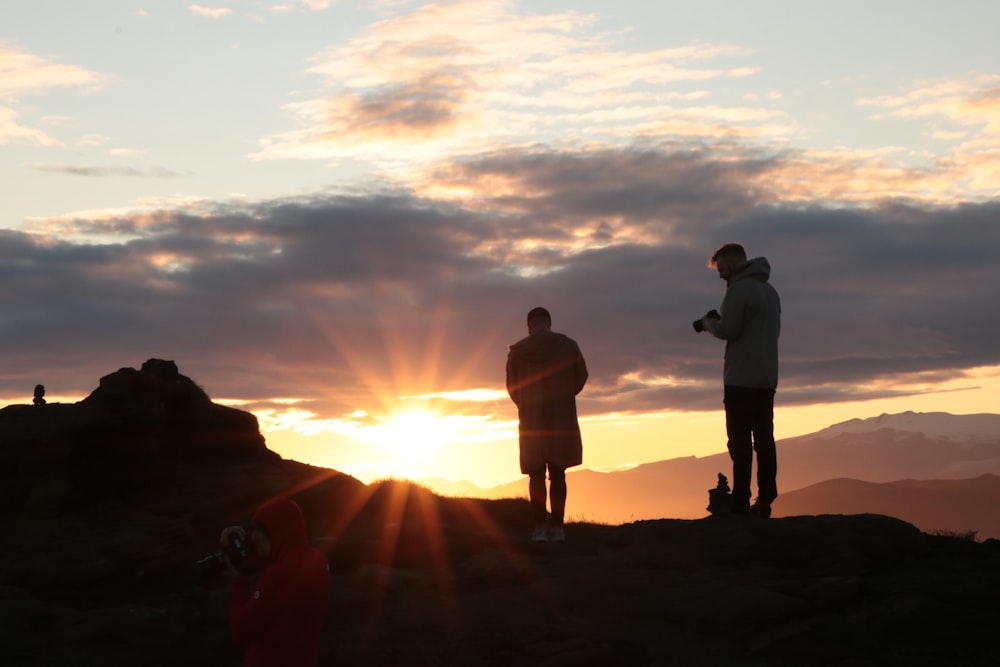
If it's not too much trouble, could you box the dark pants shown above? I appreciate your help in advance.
[724,385,777,509]
[528,464,567,526]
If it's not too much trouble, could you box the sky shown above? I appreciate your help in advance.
[2,0,999,489]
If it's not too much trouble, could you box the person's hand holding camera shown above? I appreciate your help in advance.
[219,525,248,577]
[692,309,720,333]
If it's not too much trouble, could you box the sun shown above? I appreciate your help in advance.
[367,409,450,468]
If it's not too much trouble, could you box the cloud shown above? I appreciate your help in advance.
[0,43,108,148]
[4,143,999,426]
[858,75,1000,199]
[28,163,189,179]
[253,1,765,164]
[0,106,61,146]
[75,134,111,148]
[266,1,337,14]
[860,75,1000,134]
[0,43,107,97]
[250,1,995,207]
[188,5,233,19]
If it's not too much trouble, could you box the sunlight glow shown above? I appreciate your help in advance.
[360,408,515,467]
[363,410,447,458]
[403,388,508,402]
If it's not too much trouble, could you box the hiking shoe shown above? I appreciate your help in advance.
[750,503,772,518]
[549,526,566,543]
[531,527,549,543]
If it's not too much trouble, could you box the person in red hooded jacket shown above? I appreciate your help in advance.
[220,496,330,667]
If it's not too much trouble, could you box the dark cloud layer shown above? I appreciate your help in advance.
[3,145,998,424]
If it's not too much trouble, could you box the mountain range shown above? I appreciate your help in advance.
[422,411,1000,538]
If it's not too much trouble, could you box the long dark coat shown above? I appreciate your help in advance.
[506,329,588,474]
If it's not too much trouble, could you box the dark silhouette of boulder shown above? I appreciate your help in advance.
[0,358,273,517]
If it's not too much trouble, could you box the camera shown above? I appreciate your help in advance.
[197,533,251,575]
[692,309,720,332]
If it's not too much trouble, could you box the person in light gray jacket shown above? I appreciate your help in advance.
[696,242,781,517]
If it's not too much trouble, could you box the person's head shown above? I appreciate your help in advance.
[709,242,747,282]
[252,496,308,562]
[526,306,552,334]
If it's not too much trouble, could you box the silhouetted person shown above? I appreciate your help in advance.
[695,242,781,518]
[220,497,330,667]
[506,307,588,542]
[32,384,46,405]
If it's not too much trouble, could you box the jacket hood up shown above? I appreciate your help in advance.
[253,496,309,563]
[732,257,772,285]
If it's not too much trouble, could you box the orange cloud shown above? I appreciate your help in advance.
[187,5,233,19]
[0,43,106,96]
[0,43,108,147]
[0,106,61,146]
[853,75,1000,198]
[860,76,1000,135]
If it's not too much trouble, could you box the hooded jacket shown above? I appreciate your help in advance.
[230,497,330,667]
[706,257,781,389]
[506,329,588,473]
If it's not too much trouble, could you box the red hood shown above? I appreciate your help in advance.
[253,497,308,563]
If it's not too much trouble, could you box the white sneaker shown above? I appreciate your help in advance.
[531,527,549,542]
[549,526,566,543]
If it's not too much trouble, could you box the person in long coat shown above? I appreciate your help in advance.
[506,307,588,542]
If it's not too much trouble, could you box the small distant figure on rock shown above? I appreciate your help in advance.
[32,384,46,405]
[707,472,732,515]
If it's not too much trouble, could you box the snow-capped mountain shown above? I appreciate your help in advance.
[816,411,1000,441]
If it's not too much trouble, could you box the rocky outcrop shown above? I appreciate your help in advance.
[0,359,272,518]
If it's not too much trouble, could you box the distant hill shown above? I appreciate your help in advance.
[776,473,1000,539]
[430,411,1000,534]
